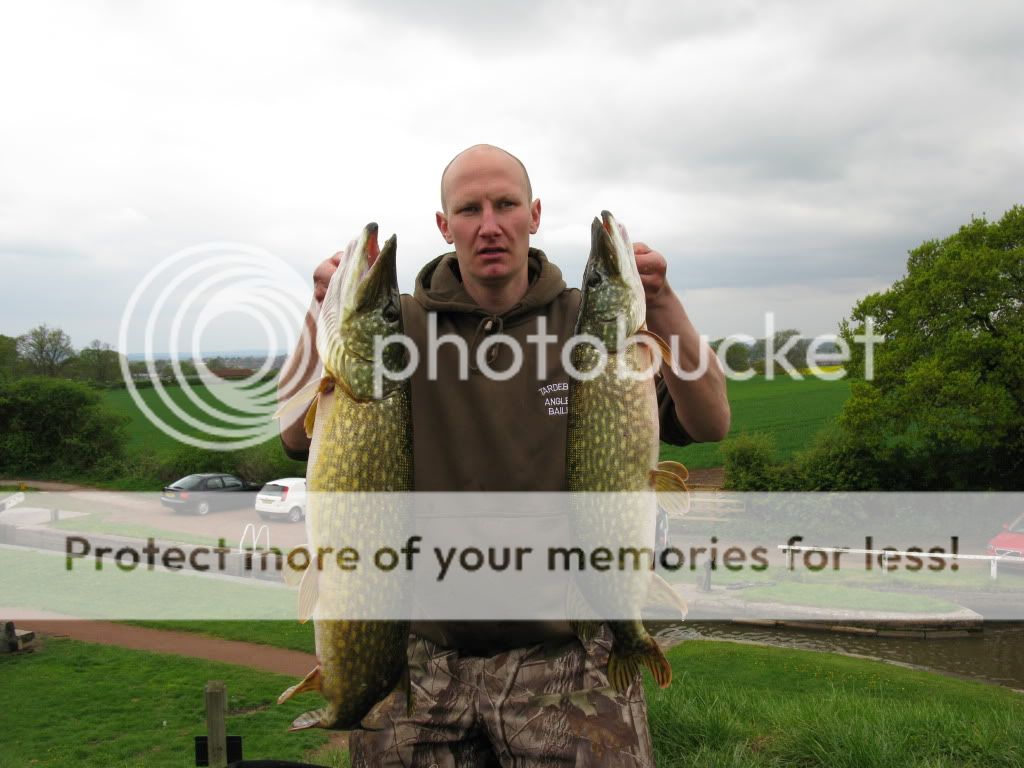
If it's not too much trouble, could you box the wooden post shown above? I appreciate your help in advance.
[2,621,16,653]
[204,681,228,768]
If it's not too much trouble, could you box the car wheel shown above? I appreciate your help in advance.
[288,507,303,524]
[196,501,211,516]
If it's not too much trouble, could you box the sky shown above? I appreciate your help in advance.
[2,0,1022,357]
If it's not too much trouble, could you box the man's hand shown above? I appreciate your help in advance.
[634,241,671,310]
[312,251,344,304]
[630,237,731,443]
[313,238,369,304]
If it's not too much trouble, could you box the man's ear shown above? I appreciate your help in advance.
[436,211,454,244]
[529,198,542,235]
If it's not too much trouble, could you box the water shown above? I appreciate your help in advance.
[654,621,1024,689]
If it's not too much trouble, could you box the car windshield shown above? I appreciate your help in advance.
[260,484,286,499]
[1009,516,1024,534]
[169,475,206,490]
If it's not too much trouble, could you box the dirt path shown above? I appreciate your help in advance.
[687,467,725,488]
[14,614,316,677]
[0,479,94,491]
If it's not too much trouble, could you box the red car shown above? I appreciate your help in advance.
[987,513,1024,559]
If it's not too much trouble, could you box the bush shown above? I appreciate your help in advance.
[0,377,127,475]
[790,422,883,491]
[721,432,784,491]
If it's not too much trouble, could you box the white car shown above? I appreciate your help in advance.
[255,478,307,523]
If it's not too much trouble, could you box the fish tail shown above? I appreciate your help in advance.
[288,708,328,731]
[277,665,321,705]
[606,627,672,693]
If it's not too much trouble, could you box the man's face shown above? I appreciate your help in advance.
[436,148,541,287]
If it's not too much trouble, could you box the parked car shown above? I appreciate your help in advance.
[160,473,261,516]
[987,513,1024,559]
[255,478,307,523]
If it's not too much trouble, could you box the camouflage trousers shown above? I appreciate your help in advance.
[350,628,655,767]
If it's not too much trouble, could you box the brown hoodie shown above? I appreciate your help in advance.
[403,248,691,652]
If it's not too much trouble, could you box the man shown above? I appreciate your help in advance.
[279,144,729,766]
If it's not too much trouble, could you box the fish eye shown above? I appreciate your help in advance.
[382,304,400,322]
[586,272,602,288]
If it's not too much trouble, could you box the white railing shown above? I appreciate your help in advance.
[779,544,1024,580]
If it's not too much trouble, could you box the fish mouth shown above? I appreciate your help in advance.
[581,210,646,328]
[356,232,399,315]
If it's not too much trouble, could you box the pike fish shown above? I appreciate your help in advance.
[566,210,688,693]
[276,223,413,731]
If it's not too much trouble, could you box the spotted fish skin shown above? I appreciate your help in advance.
[279,224,413,731]
[566,211,672,693]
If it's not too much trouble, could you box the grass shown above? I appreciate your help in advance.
[662,375,851,469]
[0,546,294,620]
[99,377,850,472]
[735,582,962,613]
[647,641,1024,767]
[47,509,221,546]
[127,620,316,654]
[4,635,1021,767]
[102,384,272,458]
[0,638,341,768]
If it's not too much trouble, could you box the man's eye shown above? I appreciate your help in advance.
[459,205,479,214]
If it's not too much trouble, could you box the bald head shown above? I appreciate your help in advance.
[440,144,533,213]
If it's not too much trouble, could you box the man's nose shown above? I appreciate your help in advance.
[479,204,501,236]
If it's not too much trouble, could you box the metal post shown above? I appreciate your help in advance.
[204,681,227,768]
[991,557,998,580]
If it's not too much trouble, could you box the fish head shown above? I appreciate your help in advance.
[576,210,646,350]
[317,223,406,400]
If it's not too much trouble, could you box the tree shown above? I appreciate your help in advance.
[710,337,751,374]
[837,206,1024,489]
[0,377,126,474]
[76,339,123,385]
[0,334,17,379]
[17,324,75,377]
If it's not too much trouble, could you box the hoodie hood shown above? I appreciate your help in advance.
[413,248,568,324]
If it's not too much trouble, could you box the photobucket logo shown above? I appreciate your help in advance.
[370,312,883,396]
[117,242,313,451]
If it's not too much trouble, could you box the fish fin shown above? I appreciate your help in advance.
[566,578,601,642]
[570,619,603,644]
[288,708,327,731]
[607,640,672,693]
[658,460,689,483]
[277,665,321,705]
[282,545,309,588]
[302,394,319,439]
[297,564,319,624]
[649,469,690,518]
[646,573,689,619]
[638,328,674,369]
[273,376,326,423]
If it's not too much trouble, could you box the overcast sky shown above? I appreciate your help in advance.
[2,1,1021,356]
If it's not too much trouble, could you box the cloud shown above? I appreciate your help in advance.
[0,1,1021,349]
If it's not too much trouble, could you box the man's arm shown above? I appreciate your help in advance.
[277,249,347,458]
[635,242,731,443]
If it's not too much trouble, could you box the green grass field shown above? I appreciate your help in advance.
[663,375,851,469]
[0,638,338,768]
[4,635,1021,767]
[102,376,852,470]
[102,383,276,457]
